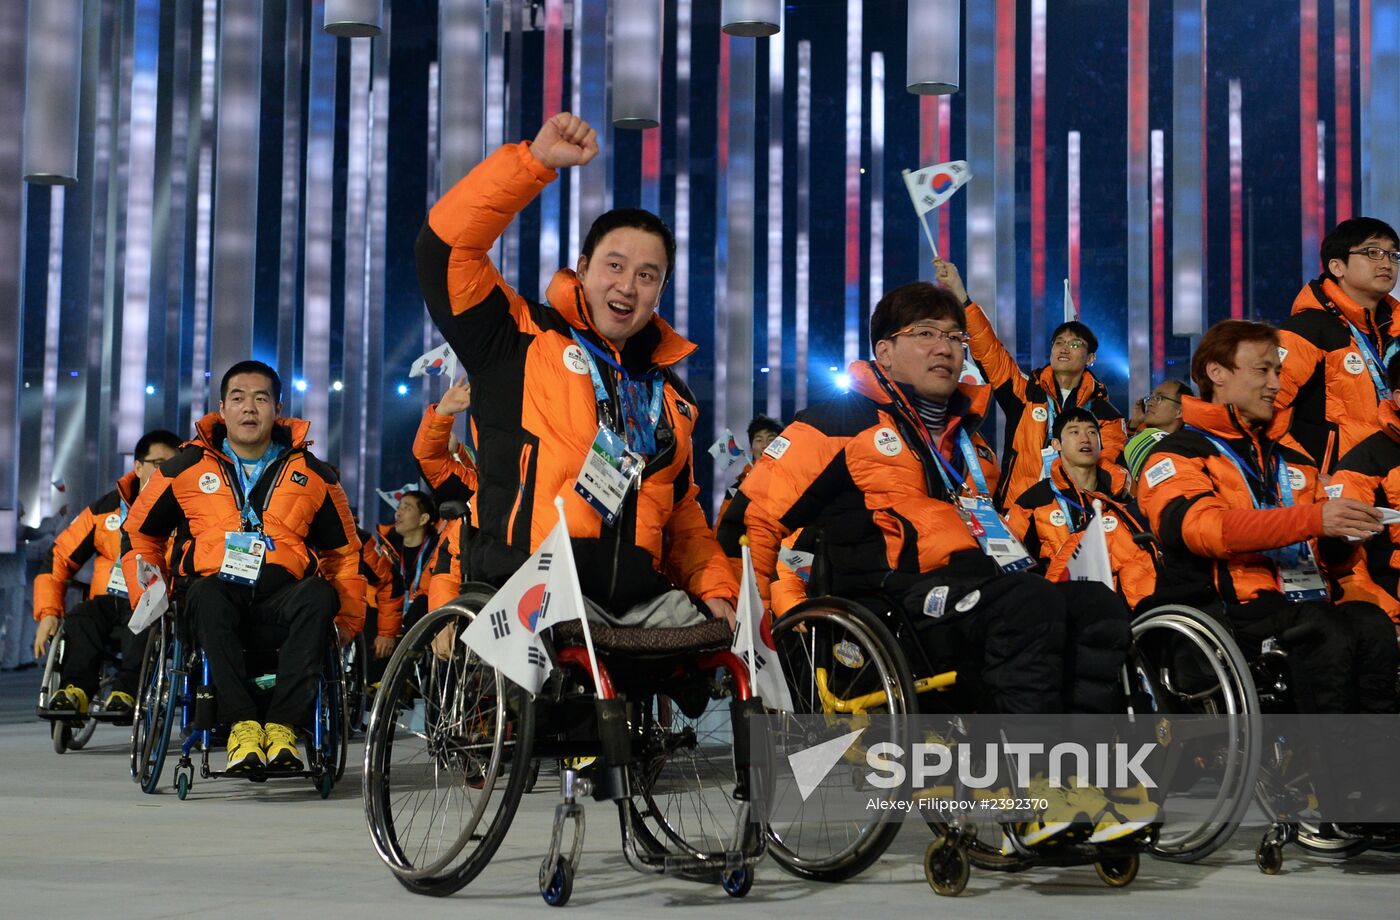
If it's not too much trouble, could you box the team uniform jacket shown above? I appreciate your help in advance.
[413,404,480,510]
[1277,278,1398,473]
[375,523,439,610]
[965,302,1128,509]
[738,360,1003,599]
[358,526,404,639]
[121,414,366,638]
[1135,396,1355,607]
[428,518,470,611]
[32,471,141,619]
[1331,398,1400,623]
[416,140,737,611]
[1007,460,1159,610]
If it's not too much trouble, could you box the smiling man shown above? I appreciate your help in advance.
[417,112,737,627]
[1277,217,1400,473]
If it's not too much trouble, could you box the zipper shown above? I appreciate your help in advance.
[506,442,534,546]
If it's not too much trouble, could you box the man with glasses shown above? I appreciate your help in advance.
[31,429,183,715]
[1277,217,1400,473]
[1129,379,1192,436]
[935,259,1127,511]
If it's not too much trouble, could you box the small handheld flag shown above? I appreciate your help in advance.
[708,428,747,474]
[902,160,972,261]
[376,482,420,510]
[409,342,460,380]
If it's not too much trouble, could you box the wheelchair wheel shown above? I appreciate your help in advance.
[52,720,73,755]
[762,597,918,882]
[363,591,536,897]
[343,631,369,735]
[130,619,180,794]
[323,637,350,784]
[1129,605,1261,863]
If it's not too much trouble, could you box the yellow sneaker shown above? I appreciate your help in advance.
[263,722,304,772]
[49,685,90,715]
[1092,783,1160,843]
[225,720,266,777]
[1017,778,1081,846]
[102,690,136,715]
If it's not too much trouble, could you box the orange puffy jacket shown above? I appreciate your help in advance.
[121,413,366,637]
[414,404,480,512]
[375,523,439,608]
[1135,396,1357,606]
[1277,278,1398,472]
[417,140,737,611]
[739,360,1003,597]
[357,527,404,639]
[1006,459,1159,611]
[32,471,141,619]
[964,302,1127,509]
[1331,398,1400,623]
[428,518,469,611]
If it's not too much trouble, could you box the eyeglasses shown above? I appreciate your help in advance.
[1136,393,1181,411]
[137,456,168,468]
[889,323,971,349]
[1348,246,1400,264]
[1052,338,1088,351]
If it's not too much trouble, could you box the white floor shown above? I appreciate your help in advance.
[1,668,1396,920]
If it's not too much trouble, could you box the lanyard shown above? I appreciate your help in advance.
[571,330,665,454]
[402,537,432,601]
[1048,478,1092,531]
[223,439,283,530]
[1336,313,1391,400]
[867,363,990,497]
[1185,426,1311,567]
[117,497,128,527]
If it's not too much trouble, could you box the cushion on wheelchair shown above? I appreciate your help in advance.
[549,618,733,657]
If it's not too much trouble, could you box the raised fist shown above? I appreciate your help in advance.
[530,112,600,170]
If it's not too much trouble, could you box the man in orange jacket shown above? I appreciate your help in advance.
[32,429,183,715]
[1277,217,1399,472]
[122,360,365,779]
[413,375,479,514]
[375,489,439,636]
[1136,320,1396,717]
[418,112,737,625]
[1008,408,1159,612]
[934,259,1127,510]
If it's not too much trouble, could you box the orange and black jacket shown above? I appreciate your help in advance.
[416,140,738,611]
[121,414,366,638]
[358,526,404,639]
[414,403,480,512]
[734,360,1003,600]
[1331,398,1400,623]
[1277,278,1397,473]
[32,471,141,619]
[1007,459,1159,610]
[965,301,1127,509]
[1136,396,1357,607]
[375,523,439,612]
[428,518,476,611]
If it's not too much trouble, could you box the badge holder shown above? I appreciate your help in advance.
[218,531,267,586]
[574,426,645,526]
[106,566,130,598]
[957,496,1036,573]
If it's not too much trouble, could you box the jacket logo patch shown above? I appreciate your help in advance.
[764,436,791,460]
[1031,406,1049,423]
[562,344,590,375]
[873,427,903,456]
[1102,514,1119,533]
[104,512,122,531]
[291,471,309,486]
[1278,346,1288,362]
[1049,509,1067,528]
[1325,483,1344,500]
[976,445,994,461]
[1144,457,1176,488]
[1286,466,1306,491]
[1343,351,1366,375]
[674,399,692,418]
[199,472,220,494]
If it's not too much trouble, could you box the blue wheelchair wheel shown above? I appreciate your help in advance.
[722,867,753,898]
[539,857,573,907]
[130,620,179,795]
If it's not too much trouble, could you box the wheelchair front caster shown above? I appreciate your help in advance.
[176,772,191,800]
[52,720,71,755]
[317,771,333,799]
[924,836,970,897]
[1256,841,1283,875]
[539,856,573,907]
[1095,852,1139,887]
[722,867,754,898]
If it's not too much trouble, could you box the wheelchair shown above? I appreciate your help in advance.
[362,584,767,905]
[342,628,370,735]
[36,619,135,754]
[129,600,348,799]
[760,568,1261,895]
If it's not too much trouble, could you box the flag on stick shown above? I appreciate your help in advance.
[409,342,460,379]
[377,482,420,510]
[1066,499,1114,589]
[902,160,972,262]
[708,428,747,473]
[734,543,794,711]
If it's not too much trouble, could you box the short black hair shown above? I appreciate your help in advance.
[1162,377,1194,398]
[747,414,783,443]
[1320,217,1400,281]
[134,429,182,461]
[1051,406,1099,442]
[400,489,439,526]
[581,208,677,283]
[1388,351,1400,393]
[1050,320,1098,355]
[869,281,966,346]
[220,360,283,404]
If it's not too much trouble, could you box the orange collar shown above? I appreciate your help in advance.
[543,268,697,369]
[1178,395,1292,444]
[193,412,310,460]
[1294,277,1397,335]
[1034,365,1103,406]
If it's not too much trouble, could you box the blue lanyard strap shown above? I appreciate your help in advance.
[571,330,665,455]
[402,536,432,601]
[1185,426,1309,565]
[928,429,991,498]
[1047,478,1092,531]
[223,439,283,529]
[1337,314,1392,400]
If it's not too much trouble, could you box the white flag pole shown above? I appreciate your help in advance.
[554,496,602,697]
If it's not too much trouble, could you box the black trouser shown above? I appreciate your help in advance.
[902,573,1132,714]
[1228,595,1399,715]
[185,575,336,727]
[59,594,147,699]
